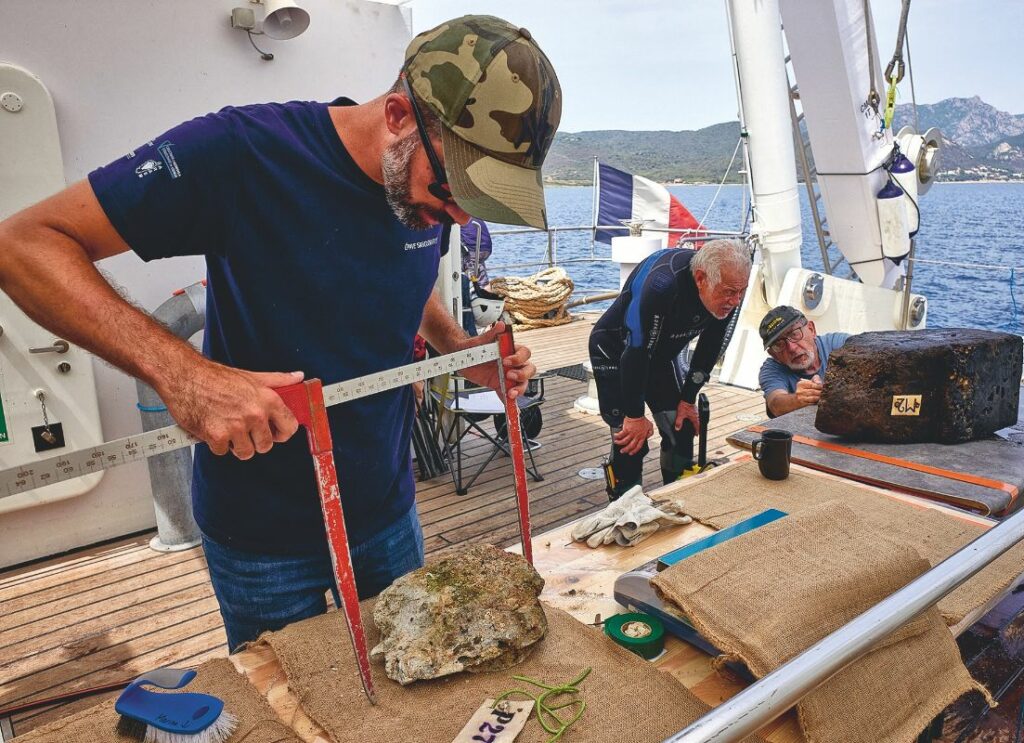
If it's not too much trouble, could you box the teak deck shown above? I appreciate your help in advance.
[0,314,767,736]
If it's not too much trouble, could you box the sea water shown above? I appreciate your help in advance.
[486,182,1024,333]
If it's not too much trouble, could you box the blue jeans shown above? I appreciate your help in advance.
[202,505,424,652]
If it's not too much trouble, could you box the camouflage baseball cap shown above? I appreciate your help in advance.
[402,15,562,229]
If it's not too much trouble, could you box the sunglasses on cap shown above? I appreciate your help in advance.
[402,78,454,204]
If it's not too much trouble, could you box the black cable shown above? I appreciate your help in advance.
[247,31,274,61]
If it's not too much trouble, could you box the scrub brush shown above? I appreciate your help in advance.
[114,668,237,743]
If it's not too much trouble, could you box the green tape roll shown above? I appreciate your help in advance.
[604,612,665,660]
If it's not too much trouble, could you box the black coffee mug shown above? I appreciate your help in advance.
[751,429,793,480]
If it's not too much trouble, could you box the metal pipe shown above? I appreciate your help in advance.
[664,506,1024,743]
[566,291,620,308]
[591,157,600,256]
[488,224,748,237]
[901,237,916,329]
[486,257,617,272]
[135,281,206,552]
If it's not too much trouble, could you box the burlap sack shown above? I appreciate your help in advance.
[13,658,299,743]
[259,603,765,743]
[657,461,1024,626]
[651,502,987,743]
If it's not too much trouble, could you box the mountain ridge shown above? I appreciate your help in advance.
[544,97,1024,184]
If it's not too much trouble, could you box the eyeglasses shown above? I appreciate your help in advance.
[769,322,807,352]
[402,77,454,204]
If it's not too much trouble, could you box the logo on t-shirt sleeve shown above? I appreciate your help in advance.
[135,159,163,178]
[157,141,182,179]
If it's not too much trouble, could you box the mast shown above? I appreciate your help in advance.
[726,0,802,305]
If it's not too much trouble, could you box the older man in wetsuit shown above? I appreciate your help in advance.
[588,239,752,500]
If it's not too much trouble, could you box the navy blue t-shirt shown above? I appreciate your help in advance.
[89,99,442,553]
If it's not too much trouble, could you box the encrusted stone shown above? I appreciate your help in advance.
[815,329,1022,443]
[370,544,547,685]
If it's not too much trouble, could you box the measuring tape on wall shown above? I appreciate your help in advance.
[0,344,502,499]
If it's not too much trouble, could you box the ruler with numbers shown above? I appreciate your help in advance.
[0,343,502,499]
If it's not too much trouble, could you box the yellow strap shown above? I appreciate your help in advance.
[883,72,899,131]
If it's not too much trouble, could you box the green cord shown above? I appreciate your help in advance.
[493,668,592,743]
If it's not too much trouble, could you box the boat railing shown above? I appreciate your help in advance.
[477,224,749,306]
[663,505,1024,742]
[477,224,1023,333]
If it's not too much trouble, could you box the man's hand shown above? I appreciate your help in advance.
[795,375,823,406]
[160,361,304,460]
[614,416,654,455]
[674,399,700,434]
[458,321,536,399]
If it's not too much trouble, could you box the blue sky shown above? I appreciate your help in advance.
[410,0,1024,132]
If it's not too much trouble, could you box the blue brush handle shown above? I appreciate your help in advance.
[115,668,224,734]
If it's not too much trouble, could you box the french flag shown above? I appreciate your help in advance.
[595,162,703,247]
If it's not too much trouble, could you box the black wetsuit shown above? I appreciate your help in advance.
[588,248,733,495]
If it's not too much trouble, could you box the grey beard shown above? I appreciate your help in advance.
[381,133,431,230]
[789,348,817,371]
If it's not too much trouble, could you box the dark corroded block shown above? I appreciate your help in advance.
[815,329,1023,443]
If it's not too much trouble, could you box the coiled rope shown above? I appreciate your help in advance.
[488,267,575,330]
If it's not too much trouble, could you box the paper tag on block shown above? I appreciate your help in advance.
[891,394,923,416]
[451,699,534,743]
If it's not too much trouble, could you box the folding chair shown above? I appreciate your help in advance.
[432,375,545,495]
[410,396,448,481]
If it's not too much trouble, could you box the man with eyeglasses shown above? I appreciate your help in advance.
[758,306,850,418]
[589,239,752,500]
[0,15,561,648]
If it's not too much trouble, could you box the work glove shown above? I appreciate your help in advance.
[612,499,692,547]
[571,486,692,548]
[570,485,646,547]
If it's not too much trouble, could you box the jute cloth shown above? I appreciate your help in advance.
[652,502,987,743]
[259,602,765,743]
[13,658,300,743]
[656,461,1024,626]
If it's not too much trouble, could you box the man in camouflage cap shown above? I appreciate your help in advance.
[0,14,560,649]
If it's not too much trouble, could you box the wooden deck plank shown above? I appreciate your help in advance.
[1,555,210,630]
[415,384,762,520]
[1,596,223,685]
[0,539,157,599]
[1,612,227,707]
[0,566,212,651]
[1,548,204,615]
[1,582,216,664]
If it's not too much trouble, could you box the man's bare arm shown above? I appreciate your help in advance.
[765,376,822,417]
[0,180,300,458]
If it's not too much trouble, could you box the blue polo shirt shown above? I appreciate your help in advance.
[759,332,851,395]
[89,99,441,553]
